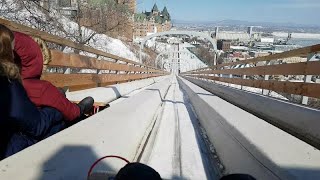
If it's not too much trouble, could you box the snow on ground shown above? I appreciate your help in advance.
[89,34,138,61]
[0,0,139,61]
[179,42,207,72]
[146,40,172,53]
[147,76,214,179]
[153,40,208,72]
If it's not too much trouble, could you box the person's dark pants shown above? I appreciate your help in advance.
[4,133,37,158]
[4,107,65,159]
[42,121,66,139]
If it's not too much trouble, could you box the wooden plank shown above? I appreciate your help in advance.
[190,61,320,76]
[109,63,130,72]
[148,69,164,73]
[42,74,97,88]
[42,73,162,89]
[128,74,142,80]
[50,50,153,72]
[129,66,149,72]
[0,17,153,67]
[50,50,113,70]
[186,75,320,98]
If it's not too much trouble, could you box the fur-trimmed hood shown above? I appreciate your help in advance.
[0,61,20,80]
[14,32,43,79]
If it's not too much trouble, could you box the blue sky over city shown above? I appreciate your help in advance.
[137,0,320,25]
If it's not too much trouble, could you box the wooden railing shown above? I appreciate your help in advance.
[43,50,166,91]
[0,17,168,91]
[181,44,320,101]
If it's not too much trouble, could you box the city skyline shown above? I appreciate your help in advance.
[137,0,319,26]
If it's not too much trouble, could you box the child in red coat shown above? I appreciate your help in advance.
[14,32,93,121]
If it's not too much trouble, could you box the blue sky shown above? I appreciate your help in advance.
[136,0,320,25]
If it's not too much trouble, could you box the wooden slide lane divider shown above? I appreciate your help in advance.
[186,75,320,98]
[189,61,320,76]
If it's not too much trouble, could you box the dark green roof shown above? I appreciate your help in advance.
[162,6,171,20]
[134,13,147,22]
[134,4,171,24]
[152,3,159,12]
[154,16,163,23]
[162,6,169,16]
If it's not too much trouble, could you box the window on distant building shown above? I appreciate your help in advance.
[71,10,77,17]
[59,0,71,7]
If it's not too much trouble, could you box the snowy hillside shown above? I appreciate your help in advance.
[146,40,171,53]
[0,0,139,61]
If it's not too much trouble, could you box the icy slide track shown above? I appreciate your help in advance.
[1,76,320,180]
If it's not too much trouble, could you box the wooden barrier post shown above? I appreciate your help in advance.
[302,53,316,105]
[241,75,246,90]
[63,68,71,92]
[262,75,270,95]
[262,61,270,95]
[229,73,233,87]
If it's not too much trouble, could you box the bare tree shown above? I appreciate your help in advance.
[0,0,134,55]
[0,0,67,35]
[78,0,133,40]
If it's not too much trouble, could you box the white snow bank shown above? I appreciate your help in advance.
[146,40,171,53]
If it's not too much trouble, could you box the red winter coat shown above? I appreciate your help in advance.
[14,32,80,121]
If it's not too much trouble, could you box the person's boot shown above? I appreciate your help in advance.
[78,97,94,115]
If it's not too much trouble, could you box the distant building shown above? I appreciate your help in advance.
[216,32,251,41]
[39,0,79,19]
[214,26,262,42]
[230,46,249,51]
[134,4,172,39]
[217,40,231,51]
[260,37,275,44]
[249,51,272,58]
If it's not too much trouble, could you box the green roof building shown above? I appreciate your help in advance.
[152,3,159,13]
[134,3,172,38]
[134,3,171,23]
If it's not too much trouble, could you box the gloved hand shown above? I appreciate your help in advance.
[77,96,94,115]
